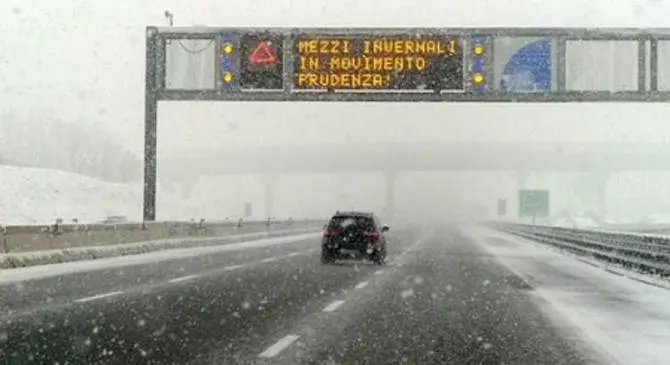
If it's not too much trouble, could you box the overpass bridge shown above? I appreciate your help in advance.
[159,141,670,219]
[161,141,670,176]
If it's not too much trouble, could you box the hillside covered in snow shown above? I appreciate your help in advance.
[0,165,196,225]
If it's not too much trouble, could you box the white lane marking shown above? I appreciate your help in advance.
[223,264,242,271]
[258,334,300,358]
[355,281,368,290]
[287,252,300,257]
[169,274,199,283]
[75,291,124,303]
[322,300,346,312]
[405,237,425,253]
[374,270,384,275]
[389,236,426,266]
[261,257,278,263]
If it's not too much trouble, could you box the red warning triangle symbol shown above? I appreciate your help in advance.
[249,41,277,65]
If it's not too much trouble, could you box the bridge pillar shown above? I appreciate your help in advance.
[383,171,397,220]
[336,174,352,210]
[573,172,609,220]
[180,179,197,200]
[263,174,278,218]
[515,171,529,190]
[594,172,609,219]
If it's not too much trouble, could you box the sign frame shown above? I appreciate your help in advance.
[143,26,670,221]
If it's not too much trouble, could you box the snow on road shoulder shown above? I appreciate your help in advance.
[0,232,319,285]
[0,228,317,270]
[462,225,670,365]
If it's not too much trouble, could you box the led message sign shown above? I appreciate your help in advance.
[293,35,464,92]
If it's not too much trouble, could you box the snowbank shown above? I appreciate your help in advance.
[0,165,199,224]
[0,227,317,269]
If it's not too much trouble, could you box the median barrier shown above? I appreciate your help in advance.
[0,218,325,254]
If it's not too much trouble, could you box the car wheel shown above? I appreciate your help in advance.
[321,249,335,264]
[372,250,385,265]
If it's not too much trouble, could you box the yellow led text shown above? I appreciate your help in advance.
[294,37,459,89]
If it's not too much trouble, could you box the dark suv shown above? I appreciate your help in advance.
[321,211,389,265]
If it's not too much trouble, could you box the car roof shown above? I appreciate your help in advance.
[332,211,375,218]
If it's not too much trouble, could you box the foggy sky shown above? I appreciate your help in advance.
[4,0,670,222]
[3,0,670,155]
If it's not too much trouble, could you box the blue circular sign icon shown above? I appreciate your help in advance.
[500,39,552,92]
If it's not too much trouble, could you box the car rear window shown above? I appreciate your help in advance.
[329,215,375,230]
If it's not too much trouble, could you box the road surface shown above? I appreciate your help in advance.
[0,226,607,364]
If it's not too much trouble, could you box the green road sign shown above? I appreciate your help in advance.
[497,199,507,217]
[519,190,549,218]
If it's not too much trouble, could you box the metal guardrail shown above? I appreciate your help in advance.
[0,218,325,254]
[488,222,670,277]
[603,223,670,235]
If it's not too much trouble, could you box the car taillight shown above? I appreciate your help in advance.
[366,230,381,240]
[323,228,341,237]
